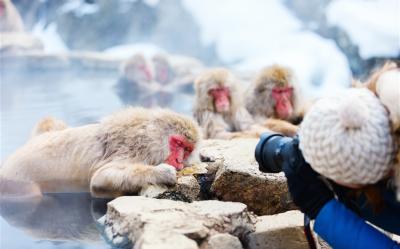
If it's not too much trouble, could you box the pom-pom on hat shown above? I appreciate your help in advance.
[299,88,395,185]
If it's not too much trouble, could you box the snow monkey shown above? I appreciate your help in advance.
[152,54,175,85]
[120,53,152,85]
[246,65,304,124]
[193,68,268,139]
[0,0,24,32]
[0,108,201,198]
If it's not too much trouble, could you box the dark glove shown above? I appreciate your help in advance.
[282,139,334,219]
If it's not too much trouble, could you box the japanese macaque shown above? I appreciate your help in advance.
[246,65,304,123]
[193,68,267,139]
[152,54,176,85]
[0,107,201,198]
[244,65,304,136]
[0,0,24,32]
[120,53,152,85]
[152,53,196,94]
[358,62,400,200]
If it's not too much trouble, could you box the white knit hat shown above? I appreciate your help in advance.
[299,88,395,185]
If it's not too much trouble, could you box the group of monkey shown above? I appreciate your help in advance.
[121,53,305,139]
[0,62,309,199]
[0,0,398,201]
[2,59,398,200]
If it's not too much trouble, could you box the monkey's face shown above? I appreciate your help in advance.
[208,87,231,113]
[272,86,294,119]
[154,60,172,85]
[165,134,194,170]
[134,62,152,83]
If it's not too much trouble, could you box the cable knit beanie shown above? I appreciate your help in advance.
[299,88,395,185]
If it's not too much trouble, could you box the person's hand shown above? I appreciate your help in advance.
[282,140,334,219]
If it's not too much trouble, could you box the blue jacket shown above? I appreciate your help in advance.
[314,199,400,249]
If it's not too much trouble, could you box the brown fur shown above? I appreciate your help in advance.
[31,117,68,137]
[193,68,260,139]
[0,0,24,32]
[245,65,303,123]
[0,107,201,198]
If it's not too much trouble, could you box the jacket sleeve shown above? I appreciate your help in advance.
[314,199,400,249]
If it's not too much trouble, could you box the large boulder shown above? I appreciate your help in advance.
[199,139,295,215]
[102,196,255,249]
[246,211,309,249]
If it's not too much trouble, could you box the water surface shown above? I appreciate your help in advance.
[0,68,194,249]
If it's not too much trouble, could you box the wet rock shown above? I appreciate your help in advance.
[246,210,308,249]
[201,233,243,249]
[175,175,201,200]
[200,139,295,215]
[103,196,255,249]
[139,173,202,202]
[0,32,43,54]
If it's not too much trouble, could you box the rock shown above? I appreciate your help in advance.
[200,139,295,215]
[103,196,255,249]
[175,175,201,200]
[246,211,308,249]
[139,174,201,202]
[201,233,243,249]
[0,32,43,54]
[0,51,122,71]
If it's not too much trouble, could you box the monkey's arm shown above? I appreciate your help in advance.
[90,162,176,198]
[233,107,255,131]
[195,110,232,139]
[263,118,299,137]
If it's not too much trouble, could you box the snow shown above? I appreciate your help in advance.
[59,0,100,17]
[32,22,68,52]
[103,43,166,59]
[327,0,400,59]
[182,0,352,98]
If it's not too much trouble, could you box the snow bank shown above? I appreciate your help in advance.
[327,0,399,59]
[103,43,166,59]
[182,0,352,98]
[32,22,68,52]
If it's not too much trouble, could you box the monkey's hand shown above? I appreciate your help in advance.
[154,163,177,187]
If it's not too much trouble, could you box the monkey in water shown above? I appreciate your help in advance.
[0,107,201,198]
[193,68,269,139]
[245,65,307,136]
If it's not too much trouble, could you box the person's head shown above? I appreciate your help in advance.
[299,88,397,188]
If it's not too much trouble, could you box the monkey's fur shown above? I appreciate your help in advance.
[245,65,304,136]
[0,0,24,32]
[193,68,259,139]
[246,65,304,123]
[0,107,201,198]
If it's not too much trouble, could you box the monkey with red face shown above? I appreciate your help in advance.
[245,65,305,136]
[0,108,201,198]
[117,53,172,107]
[193,68,267,139]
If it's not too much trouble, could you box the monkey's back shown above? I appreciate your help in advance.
[0,124,103,192]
